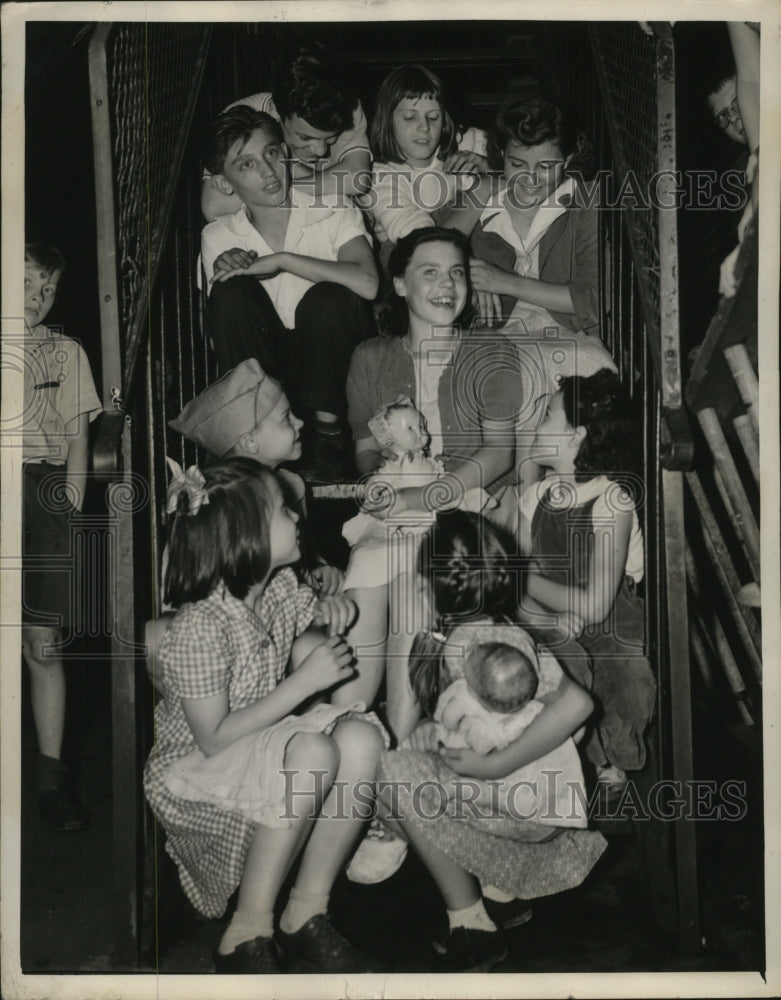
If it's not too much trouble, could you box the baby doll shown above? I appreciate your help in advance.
[435,640,542,754]
[430,623,589,828]
[341,397,493,589]
[343,396,492,547]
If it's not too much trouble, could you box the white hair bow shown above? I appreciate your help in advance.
[165,456,210,516]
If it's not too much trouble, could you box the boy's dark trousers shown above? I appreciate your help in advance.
[206,276,373,416]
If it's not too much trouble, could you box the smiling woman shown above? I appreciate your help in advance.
[470,97,599,335]
[339,227,523,734]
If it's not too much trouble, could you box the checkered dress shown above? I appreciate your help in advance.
[143,568,315,917]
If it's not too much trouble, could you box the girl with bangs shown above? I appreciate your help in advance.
[363,65,496,269]
[143,458,388,974]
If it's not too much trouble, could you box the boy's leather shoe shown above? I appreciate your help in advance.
[276,914,389,973]
[297,425,350,485]
[212,935,283,974]
[39,781,89,832]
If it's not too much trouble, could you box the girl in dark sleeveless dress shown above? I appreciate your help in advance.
[519,369,656,795]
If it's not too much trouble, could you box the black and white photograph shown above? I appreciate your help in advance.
[1,2,779,998]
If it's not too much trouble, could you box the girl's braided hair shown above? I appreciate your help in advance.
[408,510,520,716]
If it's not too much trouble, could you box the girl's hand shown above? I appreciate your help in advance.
[296,634,355,693]
[212,252,285,283]
[212,247,257,278]
[310,563,345,596]
[473,289,504,327]
[470,258,511,296]
[442,151,488,175]
[367,481,395,520]
[367,484,417,520]
[402,720,440,752]
[440,745,495,778]
[372,485,437,520]
[312,594,357,636]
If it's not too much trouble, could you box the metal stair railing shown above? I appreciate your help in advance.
[88,20,275,967]
[88,21,211,966]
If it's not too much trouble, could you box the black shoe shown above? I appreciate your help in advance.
[276,914,389,974]
[433,898,532,953]
[438,926,508,973]
[213,935,283,974]
[484,896,533,930]
[297,427,349,485]
[39,780,89,832]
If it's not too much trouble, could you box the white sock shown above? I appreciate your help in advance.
[447,898,497,934]
[218,908,274,954]
[279,885,330,935]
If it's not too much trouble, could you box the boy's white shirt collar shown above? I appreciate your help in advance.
[25,322,62,342]
[480,176,576,253]
[223,185,336,245]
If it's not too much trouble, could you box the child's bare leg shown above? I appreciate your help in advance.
[385,571,429,741]
[22,626,66,758]
[331,585,388,708]
[282,719,384,931]
[23,625,89,831]
[218,731,338,954]
[377,794,480,911]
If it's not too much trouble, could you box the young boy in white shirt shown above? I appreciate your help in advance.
[201,107,378,483]
[22,242,102,831]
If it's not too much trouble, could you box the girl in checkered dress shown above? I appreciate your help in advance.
[143,458,388,974]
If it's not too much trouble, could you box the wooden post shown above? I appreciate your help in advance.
[723,343,759,436]
[685,472,762,681]
[108,423,141,968]
[697,408,760,578]
[662,468,700,950]
[733,414,760,484]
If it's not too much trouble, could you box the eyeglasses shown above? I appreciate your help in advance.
[714,98,741,131]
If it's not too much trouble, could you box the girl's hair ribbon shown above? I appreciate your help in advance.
[165,456,210,516]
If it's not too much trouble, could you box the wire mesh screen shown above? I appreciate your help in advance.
[589,24,661,347]
[104,23,210,385]
[137,25,277,623]
[550,20,662,737]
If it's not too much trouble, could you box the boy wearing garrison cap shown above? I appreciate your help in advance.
[169,359,344,596]
[147,360,344,688]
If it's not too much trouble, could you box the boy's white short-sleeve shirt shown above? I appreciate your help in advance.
[200,187,369,329]
[22,325,102,463]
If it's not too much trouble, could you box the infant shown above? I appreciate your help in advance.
[435,641,543,754]
[430,623,590,828]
